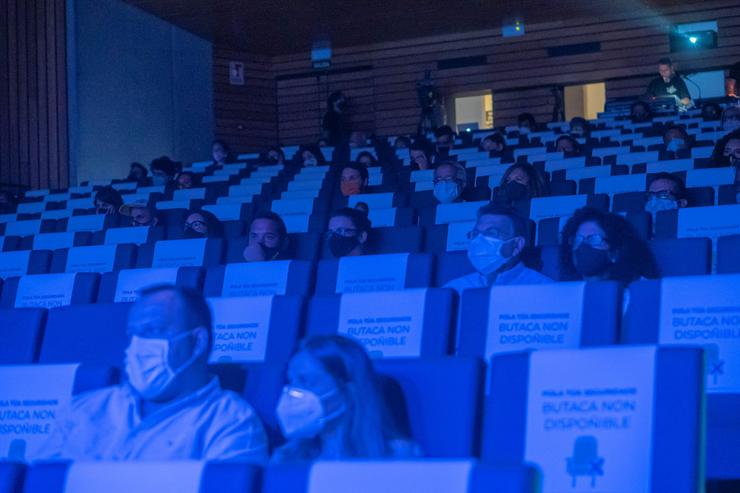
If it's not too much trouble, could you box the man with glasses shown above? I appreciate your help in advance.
[38,285,268,461]
[433,161,468,204]
[326,207,371,258]
[444,204,552,294]
[644,173,688,226]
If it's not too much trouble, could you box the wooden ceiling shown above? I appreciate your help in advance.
[123,0,687,55]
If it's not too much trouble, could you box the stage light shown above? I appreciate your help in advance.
[669,30,717,52]
[689,36,698,44]
[502,19,525,38]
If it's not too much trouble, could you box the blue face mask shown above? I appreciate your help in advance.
[645,196,678,215]
[666,138,685,152]
[433,181,461,204]
[467,235,512,276]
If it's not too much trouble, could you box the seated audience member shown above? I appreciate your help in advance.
[322,91,347,146]
[340,163,369,197]
[721,106,740,133]
[243,211,290,262]
[120,200,159,227]
[517,113,537,135]
[433,161,467,204]
[569,117,590,138]
[711,129,740,168]
[701,102,722,121]
[183,209,224,239]
[298,145,326,167]
[433,125,456,160]
[559,207,658,285]
[663,125,691,153]
[555,135,581,155]
[0,191,17,213]
[150,156,179,187]
[38,285,268,462]
[326,208,371,258]
[645,57,692,108]
[630,101,653,123]
[480,133,506,154]
[349,131,368,148]
[176,171,196,190]
[272,335,418,463]
[495,163,549,204]
[444,205,552,294]
[264,146,286,165]
[645,172,688,215]
[354,201,370,215]
[318,138,331,148]
[212,140,234,169]
[394,136,410,149]
[356,151,378,167]
[409,143,432,170]
[94,187,124,216]
[127,162,149,186]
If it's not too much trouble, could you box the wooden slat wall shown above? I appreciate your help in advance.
[0,0,68,191]
[211,0,740,150]
[213,49,277,154]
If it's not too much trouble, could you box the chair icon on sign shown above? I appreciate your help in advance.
[566,435,604,488]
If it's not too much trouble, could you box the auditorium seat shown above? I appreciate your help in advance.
[97,267,204,303]
[93,225,166,246]
[0,250,52,278]
[482,346,703,492]
[262,461,539,493]
[457,281,620,359]
[203,261,313,297]
[649,238,712,276]
[0,308,46,363]
[434,251,474,287]
[23,231,90,250]
[717,235,740,273]
[314,253,433,294]
[49,244,137,273]
[135,238,224,268]
[305,288,455,358]
[0,462,25,493]
[21,462,261,493]
[623,275,740,480]
[0,273,99,309]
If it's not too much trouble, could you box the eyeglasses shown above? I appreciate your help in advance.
[646,190,676,200]
[185,220,206,230]
[570,234,607,249]
[467,228,511,241]
[723,148,740,159]
[326,228,358,238]
[433,177,458,185]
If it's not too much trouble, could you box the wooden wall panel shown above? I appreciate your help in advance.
[213,0,740,149]
[0,0,68,192]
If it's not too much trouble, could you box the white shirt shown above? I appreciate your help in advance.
[444,261,553,295]
[37,378,268,462]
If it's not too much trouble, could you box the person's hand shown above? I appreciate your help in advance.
[242,243,266,262]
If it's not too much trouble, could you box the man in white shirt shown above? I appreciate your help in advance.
[38,285,268,462]
[445,204,552,294]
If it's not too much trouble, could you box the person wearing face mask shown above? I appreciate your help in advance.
[182,209,224,239]
[711,129,740,171]
[93,186,123,216]
[662,125,691,154]
[432,162,467,205]
[630,101,653,124]
[176,171,196,190]
[444,205,552,295]
[644,173,688,221]
[494,163,549,207]
[272,334,418,463]
[517,113,537,136]
[297,145,326,168]
[555,135,581,156]
[355,151,378,168]
[569,117,591,139]
[149,156,179,187]
[243,212,290,262]
[263,146,286,166]
[339,163,369,197]
[479,132,507,157]
[559,207,658,285]
[37,285,268,462]
[409,143,432,170]
[432,126,455,163]
[322,91,349,146]
[326,208,371,258]
[119,200,159,227]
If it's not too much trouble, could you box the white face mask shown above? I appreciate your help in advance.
[433,181,461,204]
[276,386,344,440]
[645,196,678,215]
[666,138,685,152]
[467,234,513,276]
[124,332,197,400]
